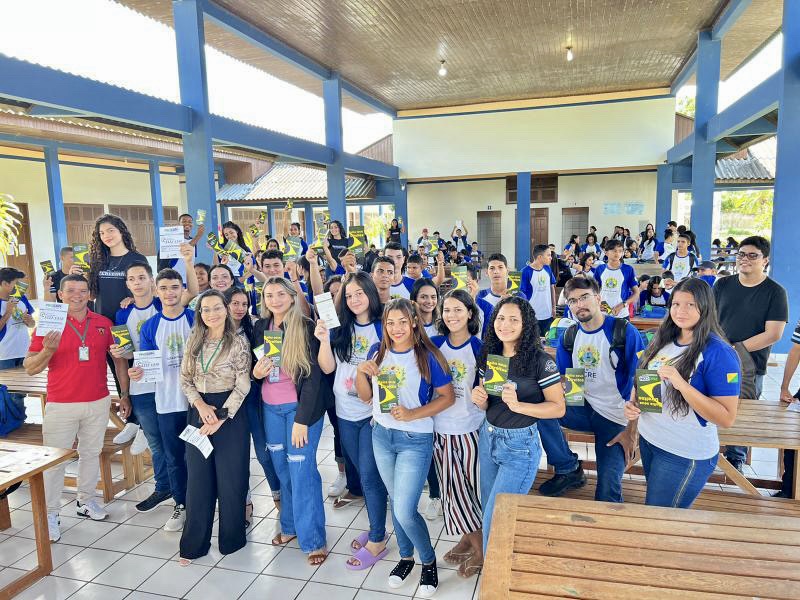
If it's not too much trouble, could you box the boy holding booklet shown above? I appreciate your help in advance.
[537,277,643,503]
[624,278,740,508]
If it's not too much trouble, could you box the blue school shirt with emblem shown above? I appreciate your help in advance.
[430,335,484,435]
[594,263,638,309]
[0,296,34,360]
[520,264,556,320]
[389,276,415,300]
[139,309,194,414]
[115,298,163,396]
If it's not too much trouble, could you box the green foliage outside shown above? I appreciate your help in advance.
[0,193,21,259]
[719,189,773,239]
[677,95,696,118]
[363,208,395,247]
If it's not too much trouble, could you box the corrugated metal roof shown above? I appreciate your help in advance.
[716,138,776,182]
[217,163,375,202]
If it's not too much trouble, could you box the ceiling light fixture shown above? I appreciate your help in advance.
[566,47,574,62]
[438,60,447,77]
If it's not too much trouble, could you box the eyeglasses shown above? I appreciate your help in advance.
[200,305,227,314]
[737,252,762,261]
[566,293,594,307]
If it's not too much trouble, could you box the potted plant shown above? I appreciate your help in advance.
[0,193,21,263]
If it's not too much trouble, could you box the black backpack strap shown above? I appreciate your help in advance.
[562,324,579,354]
[608,318,629,370]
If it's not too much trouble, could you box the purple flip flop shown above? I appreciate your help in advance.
[350,531,370,554]
[346,545,389,571]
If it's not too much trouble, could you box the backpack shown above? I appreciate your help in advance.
[562,318,629,370]
[0,384,26,437]
[665,252,697,272]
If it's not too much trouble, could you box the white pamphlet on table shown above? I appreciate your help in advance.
[36,302,68,335]
[179,425,214,458]
[314,292,340,329]
[133,350,163,384]
[159,226,184,259]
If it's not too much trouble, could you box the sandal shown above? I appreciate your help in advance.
[457,554,482,579]
[351,531,370,553]
[308,548,328,566]
[271,533,297,546]
[346,544,388,570]
[245,501,254,527]
[178,558,193,567]
[444,548,473,565]
[333,492,363,510]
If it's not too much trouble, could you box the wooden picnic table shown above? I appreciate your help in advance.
[0,441,76,599]
[481,493,800,600]
[718,398,800,499]
[629,316,662,331]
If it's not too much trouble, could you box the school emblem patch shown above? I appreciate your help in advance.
[576,345,600,369]
[448,359,467,383]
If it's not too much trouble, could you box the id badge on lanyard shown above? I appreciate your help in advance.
[79,345,90,362]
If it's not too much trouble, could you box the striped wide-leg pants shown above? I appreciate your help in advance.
[433,429,482,536]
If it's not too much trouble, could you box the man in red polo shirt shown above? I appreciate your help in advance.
[24,274,131,542]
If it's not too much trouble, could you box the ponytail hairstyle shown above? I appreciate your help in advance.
[374,298,448,383]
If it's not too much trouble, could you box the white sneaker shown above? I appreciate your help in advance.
[328,472,347,497]
[113,423,139,445]
[424,497,442,521]
[76,499,108,520]
[164,504,186,531]
[130,428,149,455]
[47,513,61,542]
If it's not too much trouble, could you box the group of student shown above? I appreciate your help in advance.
[0,209,793,598]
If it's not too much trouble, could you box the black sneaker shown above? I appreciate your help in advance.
[418,561,439,598]
[538,463,587,497]
[136,490,173,513]
[772,490,791,499]
[387,559,415,589]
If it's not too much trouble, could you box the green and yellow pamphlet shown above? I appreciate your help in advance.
[349,226,366,259]
[284,236,302,258]
[263,331,283,366]
[636,369,663,413]
[258,210,267,225]
[40,260,56,276]
[564,367,585,406]
[207,233,225,254]
[72,243,90,272]
[111,325,134,353]
[508,271,521,292]
[451,265,468,290]
[10,281,28,300]
[378,372,399,413]
[484,354,510,395]
[224,241,246,262]
[196,209,206,225]
[249,224,260,238]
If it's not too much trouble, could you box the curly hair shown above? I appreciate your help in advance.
[88,214,138,296]
[479,296,542,378]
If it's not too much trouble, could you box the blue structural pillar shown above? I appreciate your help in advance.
[173,0,218,261]
[395,180,409,248]
[324,73,347,227]
[149,160,164,252]
[655,164,674,234]
[43,144,67,261]
[770,0,800,353]
[690,30,721,259]
[515,172,532,270]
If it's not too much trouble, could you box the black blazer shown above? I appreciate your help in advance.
[251,316,327,426]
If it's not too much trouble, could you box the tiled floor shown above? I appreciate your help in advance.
[2,359,797,599]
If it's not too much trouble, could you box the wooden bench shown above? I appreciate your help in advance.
[4,423,135,503]
[532,471,800,518]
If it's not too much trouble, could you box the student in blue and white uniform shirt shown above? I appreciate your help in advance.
[625,278,740,508]
[0,267,35,419]
[127,268,195,532]
[661,233,697,281]
[406,253,446,287]
[451,224,470,253]
[564,235,580,256]
[580,233,602,257]
[316,272,388,571]
[639,227,660,263]
[384,242,415,299]
[520,244,557,334]
[537,277,643,502]
[158,213,203,283]
[657,229,677,264]
[471,297,565,553]
[356,299,454,598]
[430,289,485,578]
[212,221,251,278]
[639,276,670,308]
[475,253,526,337]
[593,239,640,317]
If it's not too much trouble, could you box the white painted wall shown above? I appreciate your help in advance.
[407,171,658,266]
[394,97,675,178]
[0,157,184,296]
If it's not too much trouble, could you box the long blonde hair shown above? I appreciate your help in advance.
[259,277,311,381]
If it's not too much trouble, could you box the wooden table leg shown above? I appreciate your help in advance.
[793,449,800,501]
[0,473,53,599]
[717,453,761,497]
[0,495,10,530]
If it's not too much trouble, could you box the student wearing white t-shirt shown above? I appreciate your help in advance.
[385,242,415,300]
[475,253,526,337]
[356,299,454,598]
[0,267,35,427]
[316,273,389,571]
[661,233,697,281]
[520,244,557,333]
[625,278,740,508]
[430,289,485,578]
[593,240,640,317]
[411,278,440,340]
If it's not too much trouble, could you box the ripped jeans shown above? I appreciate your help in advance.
[263,402,326,553]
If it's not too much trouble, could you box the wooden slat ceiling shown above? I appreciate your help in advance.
[118,0,783,113]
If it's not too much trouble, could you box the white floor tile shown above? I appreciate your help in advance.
[123,504,174,528]
[355,591,410,600]
[12,575,84,600]
[246,517,280,544]
[52,548,122,581]
[239,574,305,600]
[183,567,257,599]
[0,567,27,588]
[137,559,210,597]
[324,501,360,528]
[12,543,83,572]
[5,508,34,535]
[414,565,478,599]
[90,523,155,552]
[262,547,320,580]
[0,536,37,566]
[58,520,118,547]
[216,541,281,573]
[311,553,371,588]
[130,529,182,559]
[102,499,142,523]
[7,486,32,508]
[67,582,130,600]
[92,553,166,589]
[331,528,368,556]
[120,483,155,502]
[18,515,83,540]
[297,581,358,600]
[124,592,180,600]
[169,538,224,567]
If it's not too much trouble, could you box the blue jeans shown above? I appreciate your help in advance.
[130,393,170,495]
[263,402,326,553]
[156,410,188,505]
[245,385,280,493]
[338,417,388,543]
[479,421,540,552]
[640,436,717,508]
[372,423,435,564]
[538,404,626,502]
[725,374,764,464]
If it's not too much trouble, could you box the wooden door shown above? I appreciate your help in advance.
[65,204,104,249]
[4,202,37,299]
[477,211,502,257]
[107,205,180,256]
[530,208,549,255]
[561,207,589,247]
